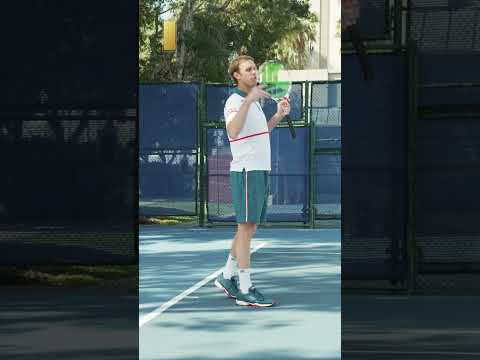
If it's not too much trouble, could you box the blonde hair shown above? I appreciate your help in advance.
[228,55,255,85]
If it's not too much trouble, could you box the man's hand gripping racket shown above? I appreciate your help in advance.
[277,96,294,139]
[258,60,296,139]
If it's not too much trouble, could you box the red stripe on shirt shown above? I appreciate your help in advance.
[229,131,269,143]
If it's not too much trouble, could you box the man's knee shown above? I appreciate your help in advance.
[237,222,256,237]
[237,223,249,235]
[245,222,256,235]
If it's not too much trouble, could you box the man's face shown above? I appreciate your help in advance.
[235,60,257,87]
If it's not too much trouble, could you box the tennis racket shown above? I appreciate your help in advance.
[258,60,296,139]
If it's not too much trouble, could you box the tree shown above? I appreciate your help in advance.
[139,0,318,82]
[139,0,181,81]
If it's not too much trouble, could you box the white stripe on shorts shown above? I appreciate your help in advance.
[245,171,248,222]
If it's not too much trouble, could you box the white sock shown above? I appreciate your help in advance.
[238,268,252,294]
[222,254,237,279]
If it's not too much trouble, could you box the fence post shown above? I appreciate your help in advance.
[306,82,316,228]
[393,0,403,50]
[198,82,206,227]
[407,40,418,294]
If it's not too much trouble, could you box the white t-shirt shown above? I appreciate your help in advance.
[224,88,271,172]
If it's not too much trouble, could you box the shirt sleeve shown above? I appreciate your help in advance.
[224,95,242,126]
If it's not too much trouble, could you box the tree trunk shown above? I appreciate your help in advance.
[176,0,196,80]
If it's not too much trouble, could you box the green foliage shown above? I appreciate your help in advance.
[139,0,178,81]
[139,0,318,82]
[182,10,232,81]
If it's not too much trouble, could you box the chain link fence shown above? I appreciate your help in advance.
[343,0,480,292]
[140,82,341,227]
[312,81,341,221]
[1,108,137,265]
[139,83,199,216]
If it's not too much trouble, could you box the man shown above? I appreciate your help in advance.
[214,55,290,307]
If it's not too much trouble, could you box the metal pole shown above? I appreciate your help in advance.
[198,82,206,226]
[407,40,418,294]
[306,82,315,228]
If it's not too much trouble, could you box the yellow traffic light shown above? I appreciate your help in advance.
[163,20,176,51]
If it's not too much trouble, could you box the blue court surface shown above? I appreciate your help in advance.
[342,294,480,360]
[1,287,137,360]
[139,226,341,360]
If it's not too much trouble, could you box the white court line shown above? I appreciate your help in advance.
[139,241,267,328]
[343,350,480,356]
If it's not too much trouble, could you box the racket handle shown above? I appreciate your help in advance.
[286,115,296,139]
[281,96,296,139]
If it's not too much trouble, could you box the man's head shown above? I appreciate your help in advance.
[228,55,257,87]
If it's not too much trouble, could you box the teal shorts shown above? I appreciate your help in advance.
[230,170,270,224]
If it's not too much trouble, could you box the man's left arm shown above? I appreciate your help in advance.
[267,112,284,132]
[267,98,291,132]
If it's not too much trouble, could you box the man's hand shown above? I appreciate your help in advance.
[276,97,291,118]
[246,85,271,103]
[268,97,291,132]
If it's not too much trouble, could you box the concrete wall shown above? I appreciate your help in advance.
[291,0,341,81]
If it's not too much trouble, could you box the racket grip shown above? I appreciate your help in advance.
[286,115,296,139]
[281,96,296,139]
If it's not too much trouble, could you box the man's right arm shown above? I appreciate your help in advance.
[226,85,271,139]
[226,99,253,139]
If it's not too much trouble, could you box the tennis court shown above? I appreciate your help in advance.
[343,294,480,360]
[139,225,340,360]
[139,65,341,359]
[2,285,137,360]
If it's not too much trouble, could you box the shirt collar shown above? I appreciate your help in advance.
[233,87,247,98]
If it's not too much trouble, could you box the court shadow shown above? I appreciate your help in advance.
[1,291,138,359]
[342,294,480,357]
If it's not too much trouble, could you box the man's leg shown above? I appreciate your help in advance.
[233,219,275,307]
[230,224,256,258]
[222,232,240,279]
[216,223,255,297]
[230,232,239,258]
[236,222,256,294]
[224,224,256,279]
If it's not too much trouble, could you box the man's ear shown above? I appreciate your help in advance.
[233,71,241,83]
